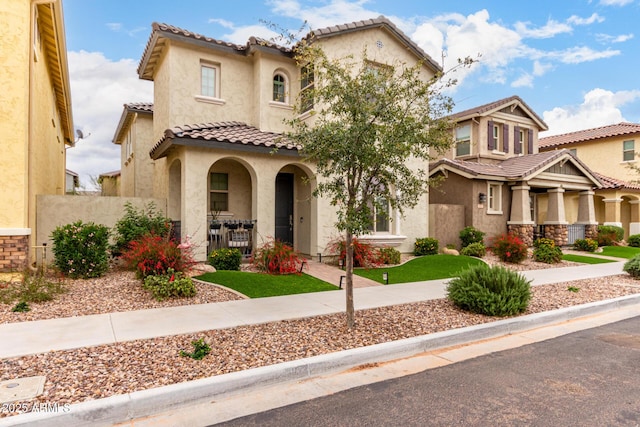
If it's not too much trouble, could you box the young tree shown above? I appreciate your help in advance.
[285,40,473,328]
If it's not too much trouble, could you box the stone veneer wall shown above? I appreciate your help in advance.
[507,224,534,247]
[543,224,568,247]
[0,235,29,272]
[585,224,598,240]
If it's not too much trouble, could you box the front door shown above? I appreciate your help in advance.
[275,173,294,246]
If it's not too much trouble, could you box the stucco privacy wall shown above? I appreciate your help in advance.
[429,204,465,250]
[36,196,166,265]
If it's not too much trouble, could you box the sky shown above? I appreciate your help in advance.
[62,0,640,189]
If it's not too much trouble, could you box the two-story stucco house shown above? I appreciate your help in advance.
[121,16,442,261]
[539,123,640,238]
[429,96,603,248]
[0,0,74,272]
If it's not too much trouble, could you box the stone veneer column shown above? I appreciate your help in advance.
[507,184,534,246]
[544,188,568,246]
[576,190,599,240]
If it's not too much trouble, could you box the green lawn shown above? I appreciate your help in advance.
[562,254,616,264]
[599,246,640,259]
[354,254,485,284]
[195,271,338,298]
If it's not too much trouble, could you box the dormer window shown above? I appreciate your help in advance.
[273,74,286,102]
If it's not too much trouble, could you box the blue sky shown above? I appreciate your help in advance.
[62,0,640,188]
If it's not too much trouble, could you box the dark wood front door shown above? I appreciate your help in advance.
[275,173,294,246]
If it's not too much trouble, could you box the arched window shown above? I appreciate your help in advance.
[273,73,286,102]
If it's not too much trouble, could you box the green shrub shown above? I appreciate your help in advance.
[573,238,598,252]
[252,239,303,274]
[447,265,531,316]
[143,269,196,300]
[596,225,624,246]
[11,301,30,312]
[378,247,401,265]
[459,226,485,249]
[533,244,563,264]
[111,202,172,255]
[491,233,528,263]
[533,237,555,249]
[122,233,194,279]
[51,221,110,278]
[415,237,439,256]
[460,242,486,258]
[179,338,211,360]
[623,255,640,279]
[208,248,242,271]
[628,234,640,248]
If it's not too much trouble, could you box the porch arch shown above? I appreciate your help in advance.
[275,163,315,256]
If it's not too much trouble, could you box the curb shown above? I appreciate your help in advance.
[4,294,640,427]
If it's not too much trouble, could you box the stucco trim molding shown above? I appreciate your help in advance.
[357,234,407,247]
[0,228,32,236]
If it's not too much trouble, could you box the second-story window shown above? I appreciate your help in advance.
[623,140,635,162]
[300,64,314,113]
[273,74,286,103]
[455,124,471,157]
[201,64,217,98]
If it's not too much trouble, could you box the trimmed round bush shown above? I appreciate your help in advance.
[143,269,196,301]
[459,226,485,249]
[447,264,531,316]
[460,242,486,258]
[597,225,624,246]
[533,244,563,264]
[492,233,528,263]
[623,254,640,279]
[415,237,438,256]
[378,247,401,265]
[208,248,242,271]
[628,234,640,248]
[51,221,110,279]
[573,238,598,252]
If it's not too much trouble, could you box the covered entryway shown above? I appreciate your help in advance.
[275,172,294,245]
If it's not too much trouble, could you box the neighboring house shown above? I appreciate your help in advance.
[98,171,121,197]
[429,96,602,248]
[125,16,441,261]
[112,103,155,197]
[539,123,640,237]
[0,0,74,272]
[65,169,80,194]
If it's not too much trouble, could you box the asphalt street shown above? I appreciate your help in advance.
[216,316,640,427]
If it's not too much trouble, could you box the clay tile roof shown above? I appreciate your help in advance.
[539,122,640,149]
[125,102,153,113]
[310,15,441,73]
[430,150,600,185]
[150,122,297,159]
[450,95,548,130]
[593,172,640,190]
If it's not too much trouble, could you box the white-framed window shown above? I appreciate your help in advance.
[493,124,503,152]
[209,172,229,212]
[455,124,471,157]
[487,182,503,214]
[300,64,314,113]
[201,63,219,98]
[367,196,390,233]
[623,140,635,162]
[273,73,287,103]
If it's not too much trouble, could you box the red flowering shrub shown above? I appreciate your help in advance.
[491,233,528,264]
[252,239,303,275]
[121,234,194,278]
[330,237,382,268]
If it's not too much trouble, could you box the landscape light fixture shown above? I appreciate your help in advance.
[383,271,389,285]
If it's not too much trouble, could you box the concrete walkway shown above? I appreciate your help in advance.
[0,260,628,359]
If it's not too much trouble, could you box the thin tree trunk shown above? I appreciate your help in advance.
[345,231,355,328]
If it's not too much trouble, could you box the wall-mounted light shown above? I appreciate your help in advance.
[479,192,487,204]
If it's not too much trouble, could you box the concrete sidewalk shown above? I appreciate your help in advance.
[0,260,628,359]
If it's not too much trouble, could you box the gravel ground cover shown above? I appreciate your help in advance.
[1,254,639,418]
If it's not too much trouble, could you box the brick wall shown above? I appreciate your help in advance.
[0,235,29,272]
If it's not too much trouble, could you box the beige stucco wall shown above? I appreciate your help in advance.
[36,195,166,262]
[119,112,155,197]
[429,204,465,249]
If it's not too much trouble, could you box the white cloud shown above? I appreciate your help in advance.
[545,46,620,63]
[66,51,153,189]
[106,23,122,32]
[514,19,572,39]
[208,18,235,29]
[597,32,634,43]
[542,88,640,135]
[511,73,533,88]
[268,0,378,29]
[533,60,553,76]
[221,25,282,45]
[567,13,605,25]
[599,0,634,5]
